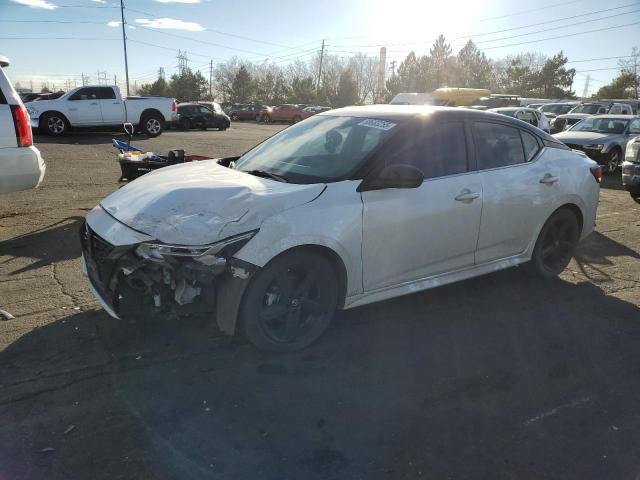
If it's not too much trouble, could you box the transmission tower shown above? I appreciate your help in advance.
[177,51,190,73]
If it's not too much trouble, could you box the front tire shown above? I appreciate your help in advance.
[529,208,580,278]
[40,113,68,136]
[239,251,338,352]
[141,113,163,137]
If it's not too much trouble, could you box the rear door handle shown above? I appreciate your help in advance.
[540,174,559,185]
[90,102,98,105]
[455,189,481,203]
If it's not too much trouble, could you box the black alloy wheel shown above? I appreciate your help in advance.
[240,251,338,352]
[530,209,580,278]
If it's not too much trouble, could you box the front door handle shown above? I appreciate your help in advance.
[540,173,559,185]
[90,102,98,105]
[455,189,481,203]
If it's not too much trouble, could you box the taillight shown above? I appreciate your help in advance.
[590,165,603,183]
[172,100,177,112]
[10,104,32,147]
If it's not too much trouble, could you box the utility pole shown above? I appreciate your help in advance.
[114,74,117,87]
[316,39,325,96]
[377,47,386,103]
[30,79,33,92]
[209,59,213,99]
[119,0,130,95]
[390,60,397,76]
[582,75,591,99]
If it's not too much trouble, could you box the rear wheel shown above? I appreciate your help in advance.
[179,118,191,131]
[262,114,271,124]
[629,186,640,204]
[529,209,580,278]
[292,115,301,124]
[239,251,338,352]
[231,114,239,121]
[141,113,163,137]
[41,113,68,136]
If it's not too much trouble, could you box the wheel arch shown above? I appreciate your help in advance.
[39,110,69,128]
[557,202,584,234]
[139,108,164,125]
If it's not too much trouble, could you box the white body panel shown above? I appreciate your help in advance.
[361,173,482,290]
[0,61,46,194]
[27,86,177,129]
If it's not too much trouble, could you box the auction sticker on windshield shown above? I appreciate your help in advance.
[358,119,397,130]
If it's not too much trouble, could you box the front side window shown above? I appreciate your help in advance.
[474,122,527,169]
[234,115,397,183]
[199,106,212,114]
[69,87,99,101]
[629,118,640,134]
[383,121,468,179]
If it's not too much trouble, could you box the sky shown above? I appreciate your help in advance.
[0,0,639,97]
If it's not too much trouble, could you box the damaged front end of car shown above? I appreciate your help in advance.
[80,221,257,332]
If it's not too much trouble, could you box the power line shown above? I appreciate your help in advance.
[481,20,640,50]
[0,36,119,40]
[567,55,633,64]
[126,6,310,53]
[327,3,640,49]
[470,9,640,46]
[0,1,117,6]
[470,0,584,23]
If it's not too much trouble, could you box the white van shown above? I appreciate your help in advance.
[0,55,45,194]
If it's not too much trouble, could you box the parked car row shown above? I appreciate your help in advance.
[224,103,332,124]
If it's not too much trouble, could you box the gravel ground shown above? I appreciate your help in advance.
[1,123,639,480]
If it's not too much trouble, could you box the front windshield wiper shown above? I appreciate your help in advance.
[242,169,288,183]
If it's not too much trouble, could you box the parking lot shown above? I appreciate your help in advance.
[1,123,640,479]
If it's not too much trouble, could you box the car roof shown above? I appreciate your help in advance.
[490,107,537,112]
[588,114,638,120]
[320,104,527,122]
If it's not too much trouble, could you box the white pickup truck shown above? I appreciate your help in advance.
[26,85,178,137]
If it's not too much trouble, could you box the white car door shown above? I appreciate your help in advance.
[65,87,102,125]
[473,120,560,264]
[361,120,482,292]
[96,87,124,124]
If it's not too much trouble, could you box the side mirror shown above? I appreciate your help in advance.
[358,164,424,192]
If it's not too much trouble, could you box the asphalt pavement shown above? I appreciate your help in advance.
[1,123,639,480]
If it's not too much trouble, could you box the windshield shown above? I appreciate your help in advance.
[494,109,518,117]
[570,117,629,133]
[569,104,605,114]
[541,104,573,114]
[234,115,397,183]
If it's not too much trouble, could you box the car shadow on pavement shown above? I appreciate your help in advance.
[1,269,640,480]
[33,131,152,146]
[0,216,83,275]
[574,231,640,282]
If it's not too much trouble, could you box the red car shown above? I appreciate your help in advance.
[262,104,307,124]
[229,104,267,122]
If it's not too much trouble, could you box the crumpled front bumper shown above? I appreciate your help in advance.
[81,254,120,319]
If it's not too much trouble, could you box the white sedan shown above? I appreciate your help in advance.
[82,105,601,351]
[0,55,46,194]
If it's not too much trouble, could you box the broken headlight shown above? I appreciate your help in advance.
[134,230,258,263]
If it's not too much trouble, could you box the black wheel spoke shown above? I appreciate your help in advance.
[285,308,302,340]
[295,269,318,297]
[260,304,287,322]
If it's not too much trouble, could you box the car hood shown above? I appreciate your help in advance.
[26,99,59,112]
[100,160,325,245]
[552,131,621,144]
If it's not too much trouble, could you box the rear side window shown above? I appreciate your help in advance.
[474,122,526,169]
[97,87,116,100]
[521,130,540,161]
[384,121,468,179]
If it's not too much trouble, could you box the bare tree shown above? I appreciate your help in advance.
[619,47,640,99]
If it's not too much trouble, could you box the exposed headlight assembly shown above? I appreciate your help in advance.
[626,137,640,163]
[135,230,258,262]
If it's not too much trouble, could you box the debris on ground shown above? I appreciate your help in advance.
[63,425,75,435]
[37,447,56,453]
[0,309,14,321]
